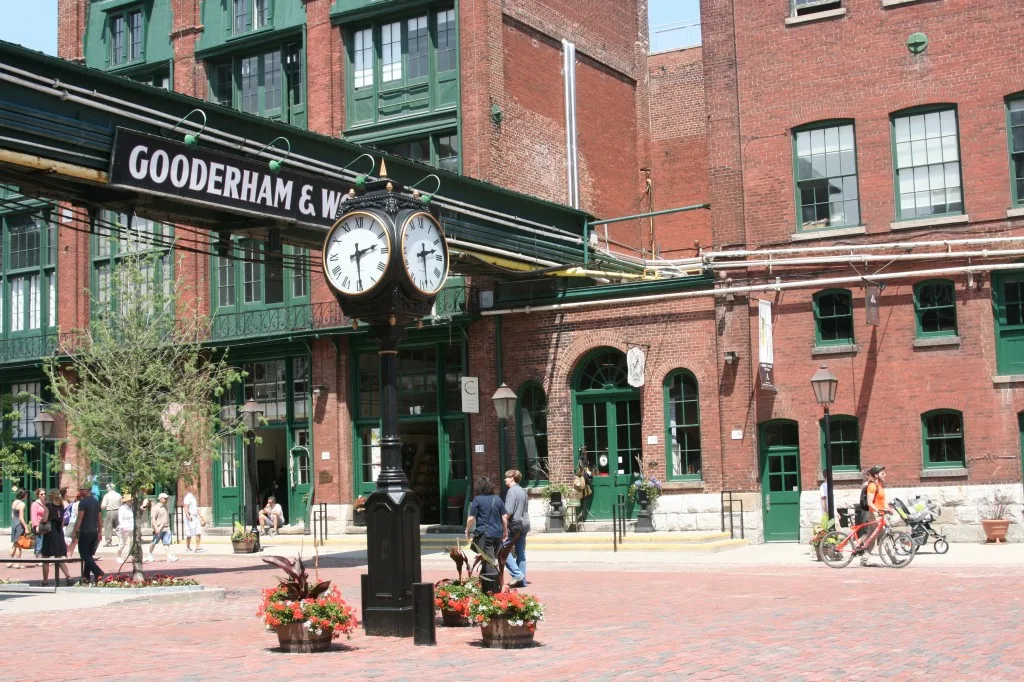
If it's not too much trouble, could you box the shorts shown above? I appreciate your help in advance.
[150,529,172,545]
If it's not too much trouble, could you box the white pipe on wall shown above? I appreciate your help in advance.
[562,39,579,209]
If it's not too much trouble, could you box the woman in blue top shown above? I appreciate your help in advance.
[465,477,507,594]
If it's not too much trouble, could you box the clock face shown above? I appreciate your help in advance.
[323,211,392,296]
[400,212,449,295]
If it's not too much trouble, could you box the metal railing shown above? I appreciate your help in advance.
[720,491,745,540]
[612,493,627,552]
[651,19,702,53]
[309,502,329,546]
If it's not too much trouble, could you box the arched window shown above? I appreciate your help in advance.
[913,279,957,337]
[516,382,548,484]
[664,370,701,479]
[813,289,854,346]
[575,350,630,391]
[922,409,965,468]
[820,415,859,472]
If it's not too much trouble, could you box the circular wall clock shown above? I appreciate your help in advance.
[399,211,449,296]
[322,210,392,297]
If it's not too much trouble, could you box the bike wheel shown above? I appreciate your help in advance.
[819,530,855,568]
[879,532,916,568]
[934,538,949,555]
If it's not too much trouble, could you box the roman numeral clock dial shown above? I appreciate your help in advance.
[322,211,392,296]
[400,212,449,296]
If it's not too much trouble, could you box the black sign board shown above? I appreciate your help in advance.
[108,128,354,229]
[759,363,777,393]
[865,285,880,326]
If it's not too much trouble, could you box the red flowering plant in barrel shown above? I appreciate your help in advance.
[468,590,544,631]
[257,556,358,639]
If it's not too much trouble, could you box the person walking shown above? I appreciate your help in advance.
[116,495,135,563]
[64,489,80,558]
[465,477,507,595]
[502,469,530,588]
[30,488,47,560]
[40,489,71,586]
[182,488,204,553]
[857,465,887,566]
[70,484,104,584]
[146,493,177,563]
[100,484,121,547]
[7,489,28,568]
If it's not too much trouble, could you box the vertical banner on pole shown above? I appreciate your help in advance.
[758,300,777,393]
[865,285,880,326]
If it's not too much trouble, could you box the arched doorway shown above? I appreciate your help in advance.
[759,419,801,541]
[572,348,641,519]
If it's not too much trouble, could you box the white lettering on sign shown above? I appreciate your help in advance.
[208,162,225,195]
[189,158,207,191]
[321,188,344,219]
[128,145,149,180]
[299,184,315,216]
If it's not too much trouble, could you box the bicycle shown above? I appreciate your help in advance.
[818,507,917,569]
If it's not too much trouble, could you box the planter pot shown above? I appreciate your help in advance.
[353,510,366,527]
[548,491,563,512]
[232,539,257,553]
[637,488,650,512]
[480,616,536,649]
[440,608,472,627]
[274,622,333,653]
[981,519,1011,543]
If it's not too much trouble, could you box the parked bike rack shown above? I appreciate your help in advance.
[310,502,328,545]
[612,493,627,552]
[720,491,745,540]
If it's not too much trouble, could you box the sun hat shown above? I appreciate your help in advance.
[158,492,169,500]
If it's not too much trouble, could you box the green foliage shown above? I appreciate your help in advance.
[626,474,663,508]
[231,521,258,542]
[0,392,37,488]
[809,514,836,549]
[261,555,332,602]
[540,482,575,501]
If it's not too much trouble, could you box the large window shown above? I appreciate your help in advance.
[794,123,859,231]
[820,415,859,471]
[792,0,841,17]
[212,238,308,311]
[664,370,701,479]
[109,8,144,67]
[346,7,459,127]
[893,108,963,220]
[208,43,305,128]
[91,211,172,317]
[241,357,308,424]
[375,132,460,173]
[233,0,271,35]
[922,410,965,468]
[1009,97,1024,208]
[2,211,56,336]
[517,382,549,484]
[813,289,854,346]
[914,280,957,338]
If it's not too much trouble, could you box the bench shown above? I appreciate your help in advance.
[4,558,82,590]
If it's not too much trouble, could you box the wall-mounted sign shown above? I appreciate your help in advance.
[461,377,480,413]
[626,346,646,387]
[108,128,354,229]
[866,285,881,326]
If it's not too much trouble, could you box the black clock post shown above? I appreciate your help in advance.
[321,168,449,639]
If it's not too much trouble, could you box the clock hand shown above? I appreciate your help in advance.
[417,245,436,282]
[350,242,368,290]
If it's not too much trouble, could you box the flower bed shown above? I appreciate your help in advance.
[76,574,201,588]
[0,578,25,585]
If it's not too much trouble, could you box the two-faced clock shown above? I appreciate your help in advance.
[398,211,449,296]
[322,210,392,296]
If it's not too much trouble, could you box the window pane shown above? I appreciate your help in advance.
[519,384,548,480]
[243,242,261,303]
[287,45,302,107]
[354,28,374,89]
[221,435,237,488]
[264,50,282,112]
[292,247,308,298]
[358,353,380,418]
[816,291,854,344]
[241,57,259,113]
[244,360,287,422]
[668,372,701,477]
[214,64,233,107]
[8,214,41,269]
[437,9,456,73]
[218,254,235,308]
[292,357,309,422]
[382,22,402,83]
[129,11,143,61]
[407,16,429,80]
[10,382,41,438]
[111,15,125,65]
[437,134,459,173]
[255,0,270,29]
[796,124,860,229]
[893,110,962,219]
[233,0,249,33]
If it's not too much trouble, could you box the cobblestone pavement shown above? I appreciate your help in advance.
[2,549,1023,681]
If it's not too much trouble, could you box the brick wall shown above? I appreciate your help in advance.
[56,0,87,62]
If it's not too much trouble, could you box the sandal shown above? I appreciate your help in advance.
[40,581,49,587]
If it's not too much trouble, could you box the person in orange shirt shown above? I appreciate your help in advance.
[858,465,887,566]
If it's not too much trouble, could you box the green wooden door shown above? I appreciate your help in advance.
[993,273,1024,375]
[213,434,241,525]
[288,429,311,528]
[442,417,469,525]
[0,479,13,527]
[577,397,642,519]
[760,421,801,542]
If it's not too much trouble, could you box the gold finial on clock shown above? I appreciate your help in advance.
[379,159,388,178]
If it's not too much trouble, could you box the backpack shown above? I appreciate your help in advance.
[859,482,870,511]
[62,503,72,527]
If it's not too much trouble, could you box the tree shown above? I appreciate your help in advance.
[44,251,247,579]
[0,393,38,493]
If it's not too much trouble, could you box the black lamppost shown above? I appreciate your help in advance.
[492,382,516,487]
[239,398,264,551]
[811,364,839,523]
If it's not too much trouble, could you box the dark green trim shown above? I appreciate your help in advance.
[913,279,957,338]
[495,274,713,309]
[663,369,702,481]
[195,26,304,60]
[515,380,549,487]
[921,409,966,469]
[813,288,855,347]
[344,111,459,144]
[1007,93,1024,208]
[818,414,860,472]
[331,0,442,25]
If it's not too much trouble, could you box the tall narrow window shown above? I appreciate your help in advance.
[240,56,259,114]
[438,134,459,173]
[111,14,126,66]
[233,0,250,34]
[10,382,41,438]
[6,214,48,334]
[382,22,402,83]
[665,370,701,479]
[814,289,854,346]
[292,247,308,299]
[922,410,965,468]
[794,123,859,230]
[242,242,262,303]
[128,10,143,62]
[217,255,235,308]
[264,50,282,113]
[821,415,859,471]
[220,435,237,488]
[893,109,963,220]
[353,29,373,89]
[214,65,233,107]
[91,211,170,318]
[437,10,456,73]
[914,280,957,338]
[254,0,270,29]
[407,16,429,80]
[516,382,548,483]
[1009,98,1024,207]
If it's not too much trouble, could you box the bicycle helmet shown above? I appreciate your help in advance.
[867,465,886,476]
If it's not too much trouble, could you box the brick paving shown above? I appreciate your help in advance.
[2,550,1023,681]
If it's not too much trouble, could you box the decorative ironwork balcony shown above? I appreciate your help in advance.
[0,332,59,366]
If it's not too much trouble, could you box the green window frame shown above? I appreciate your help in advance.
[108,6,145,68]
[516,381,549,485]
[1008,96,1024,208]
[993,272,1024,375]
[240,357,308,425]
[3,379,58,494]
[914,279,957,338]
[793,121,859,232]
[374,131,460,173]
[892,106,964,221]
[232,0,272,36]
[210,237,309,312]
[792,0,842,17]
[922,409,965,469]
[819,415,859,472]
[346,6,459,128]
[207,42,305,128]
[2,211,56,337]
[813,289,854,347]
[664,370,701,480]
[91,210,173,318]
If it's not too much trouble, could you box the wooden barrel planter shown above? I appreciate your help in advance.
[480,617,536,648]
[274,622,333,653]
[232,539,257,553]
[441,608,471,627]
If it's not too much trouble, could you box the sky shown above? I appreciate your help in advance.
[0,0,699,57]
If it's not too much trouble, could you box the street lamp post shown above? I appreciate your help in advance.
[33,410,55,489]
[492,382,516,491]
[239,398,264,552]
[810,365,839,524]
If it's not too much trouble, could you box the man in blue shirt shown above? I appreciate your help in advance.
[465,477,507,594]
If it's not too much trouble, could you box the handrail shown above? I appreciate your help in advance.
[720,491,745,540]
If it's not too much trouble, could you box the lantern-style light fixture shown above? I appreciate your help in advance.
[239,398,264,432]
[491,383,517,421]
[33,410,55,439]
[810,364,839,406]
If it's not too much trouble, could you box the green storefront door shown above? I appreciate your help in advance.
[441,417,469,525]
[577,397,642,519]
[213,434,241,525]
[288,430,311,527]
[760,420,801,542]
[993,273,1024,375]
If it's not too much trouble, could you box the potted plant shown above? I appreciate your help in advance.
[469,590,544,648]
[434,578,481,627]
[626,474,663,511]
[809,514,836,560]
[231,522,259,553]
[257,556,357,652]
[353,497,367,527]
[980,492,1016,543]
[541,482,574,512]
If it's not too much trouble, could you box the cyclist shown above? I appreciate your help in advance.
[857,465,887,566]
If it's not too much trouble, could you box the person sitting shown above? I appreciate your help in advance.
[258,497,285,535]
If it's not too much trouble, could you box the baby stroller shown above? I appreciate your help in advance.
[891,496,949,554]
